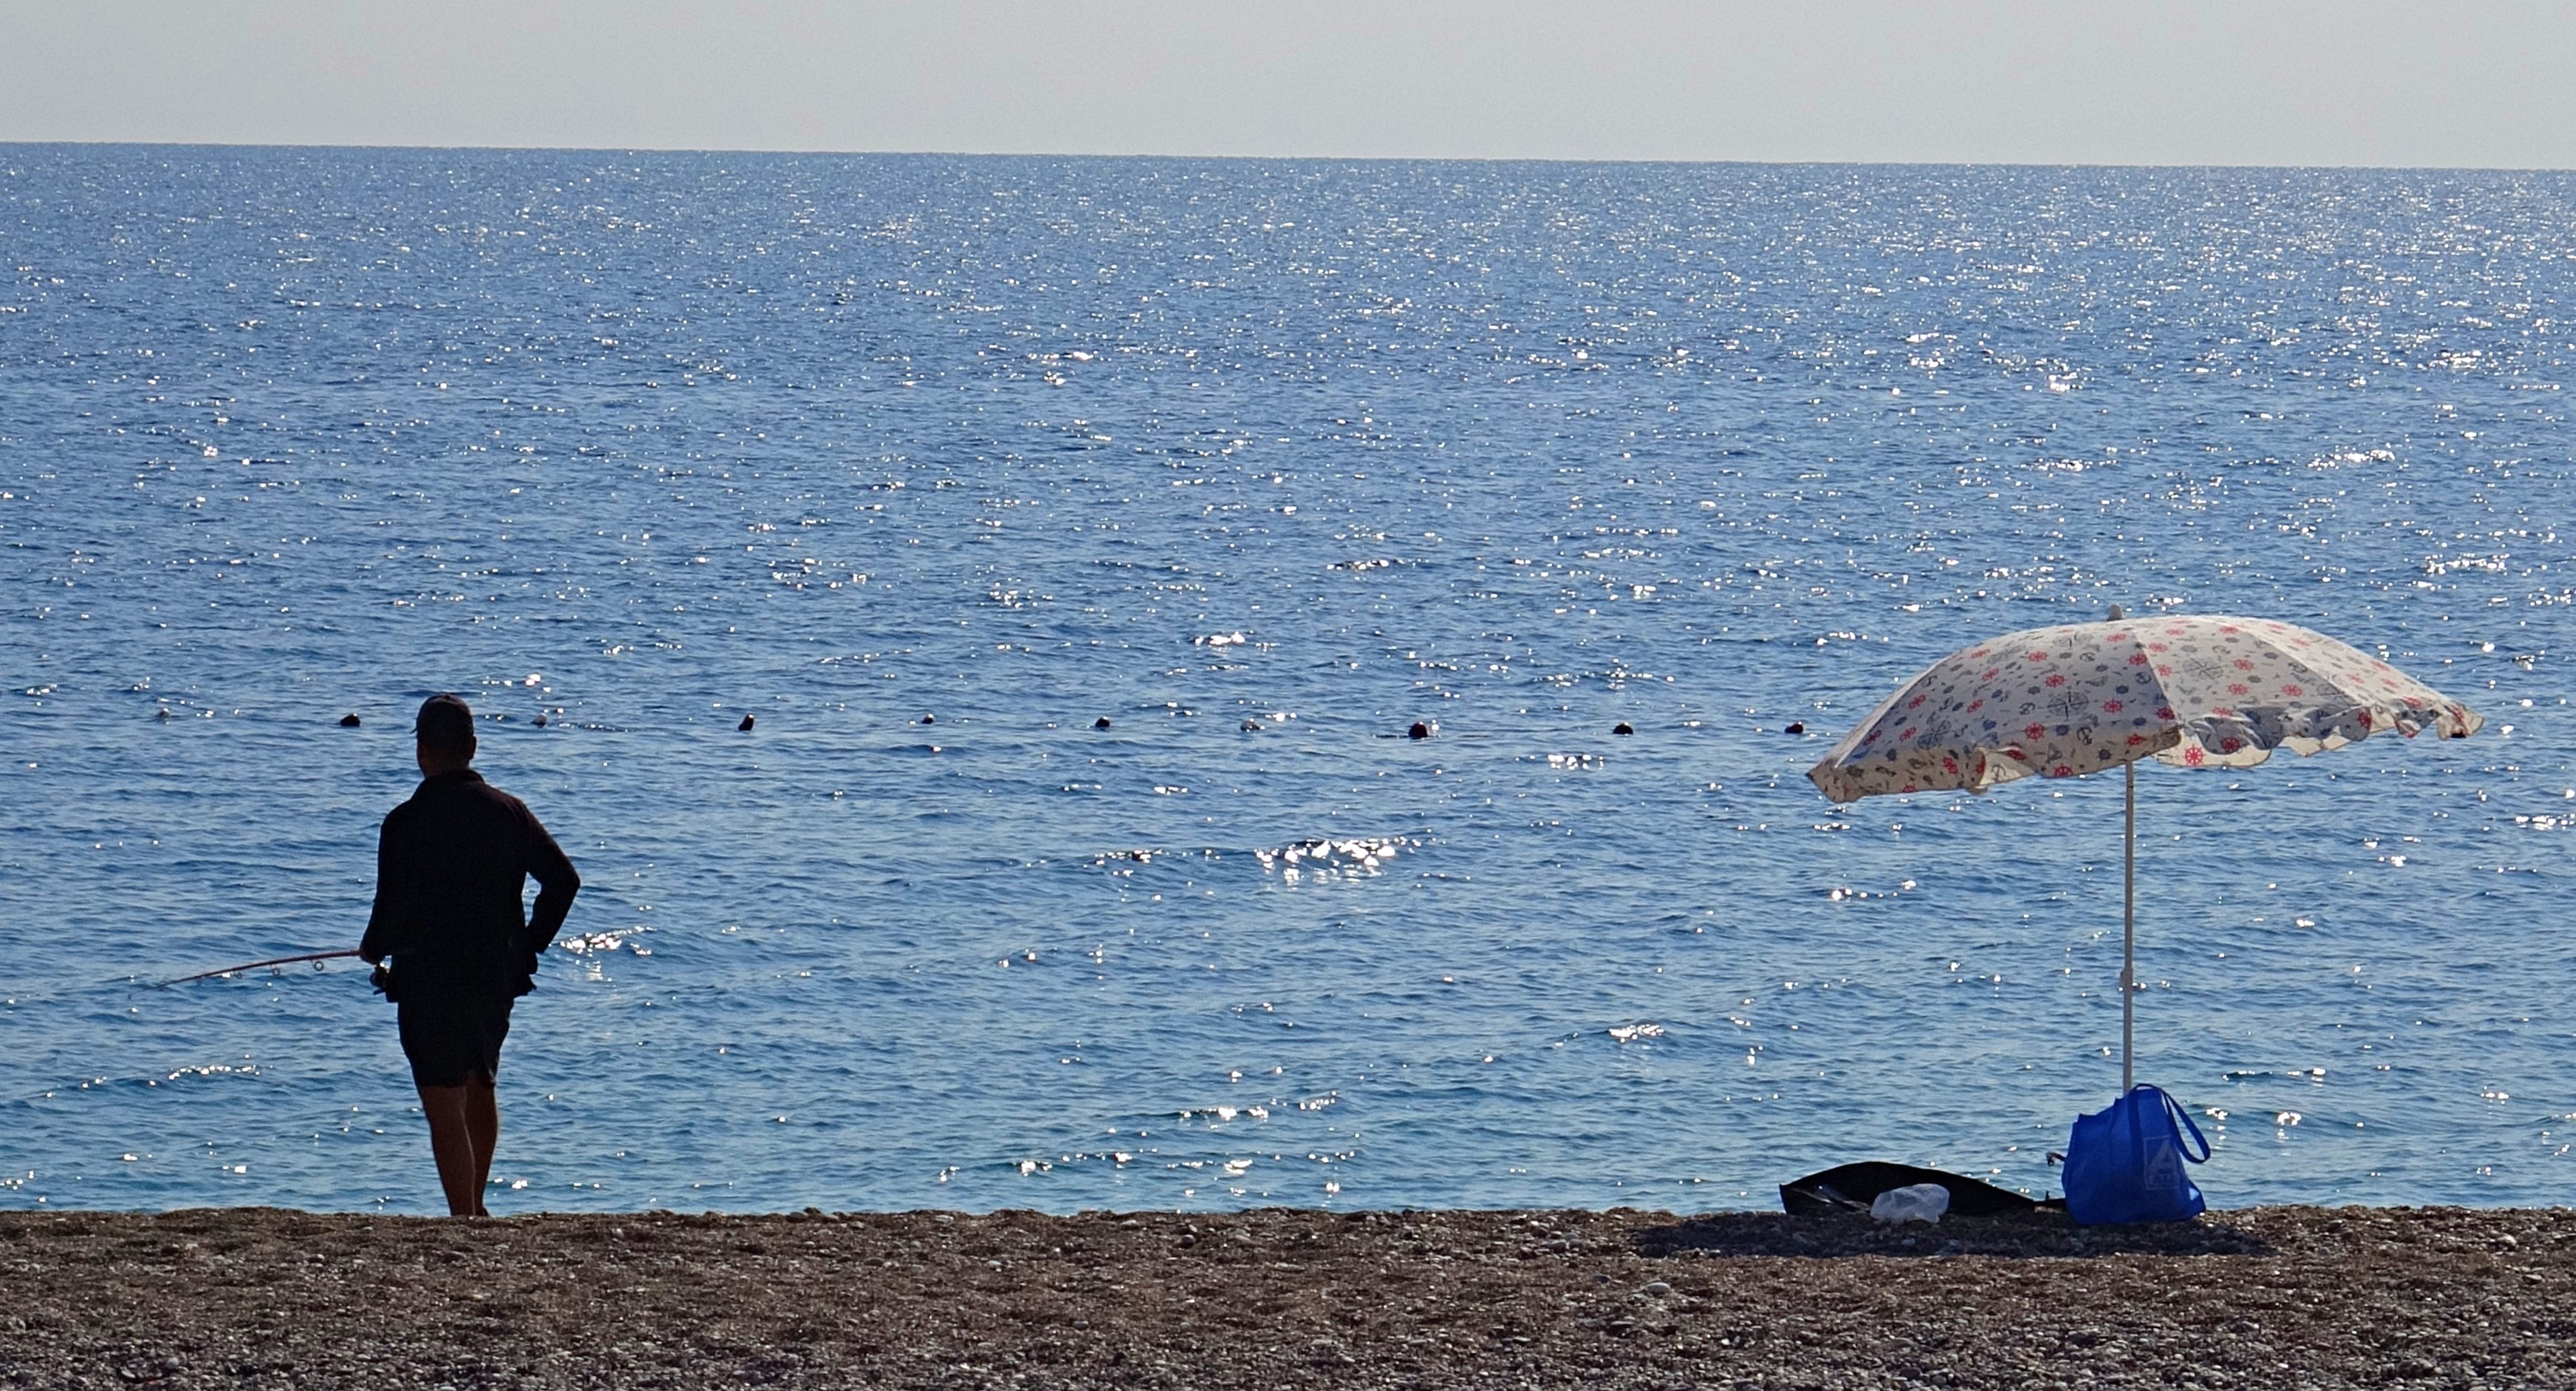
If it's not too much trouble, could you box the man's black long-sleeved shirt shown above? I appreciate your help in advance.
[359,770,580,999]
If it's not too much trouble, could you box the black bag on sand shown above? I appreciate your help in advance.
[1780,1162,2042,1219]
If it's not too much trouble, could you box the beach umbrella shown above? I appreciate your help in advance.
[1806,611,2482,1092]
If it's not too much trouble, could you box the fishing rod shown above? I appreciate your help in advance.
[157,949,363,988]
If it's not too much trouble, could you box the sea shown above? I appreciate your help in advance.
[2,148,2569,1216]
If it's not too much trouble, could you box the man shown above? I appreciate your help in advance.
[359,693,580,1217]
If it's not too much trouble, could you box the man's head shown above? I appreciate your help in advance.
[415,693,477,774]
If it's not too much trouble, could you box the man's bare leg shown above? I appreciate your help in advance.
[417,1083,483,1218]
[465,1075,499,1218]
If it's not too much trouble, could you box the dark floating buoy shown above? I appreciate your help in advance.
[155,707,173,721]
[533,714,548,728]
[1094,716,1113,729]
[737,715,755,731]
[1241,718,1264,732]
[1784,721,1805,735]
[337,712,362,728]
[919,713,936,724]
[1613,721,1634,736]
[1407,721,1432,740]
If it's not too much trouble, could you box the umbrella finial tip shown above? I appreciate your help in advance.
[2107,604,2125,621]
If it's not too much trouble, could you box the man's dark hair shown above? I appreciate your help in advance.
[415,693,477,758]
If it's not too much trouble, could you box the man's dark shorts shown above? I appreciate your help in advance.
[396,991,514,1087]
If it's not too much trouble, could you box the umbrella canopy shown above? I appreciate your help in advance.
[1808,615,2480,805]
[1807,612,2481,1093]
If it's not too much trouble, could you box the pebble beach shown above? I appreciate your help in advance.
[5,1204,2571,1388]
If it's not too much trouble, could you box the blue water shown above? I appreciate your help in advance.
[2,148,2570,1216]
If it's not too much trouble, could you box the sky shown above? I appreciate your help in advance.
[3,1,2573,168]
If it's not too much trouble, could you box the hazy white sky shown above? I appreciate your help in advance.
[4,2,2571,167]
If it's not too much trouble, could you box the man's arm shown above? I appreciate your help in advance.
[520,808,581,955]
[358,816,404,964]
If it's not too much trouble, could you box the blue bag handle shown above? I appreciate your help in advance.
[2143,1084,2211,1164]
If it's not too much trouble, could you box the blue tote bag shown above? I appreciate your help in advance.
[2062,1083,2211,1225]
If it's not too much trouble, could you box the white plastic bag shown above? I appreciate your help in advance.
[1869,1182,1951,1224]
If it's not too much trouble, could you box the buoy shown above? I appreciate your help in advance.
[1094,716,1112,729]
[533,714,548,728]
[1242,718,1263,732]
[1407,721,1431,740]
[919,714,935,724]
[1784,721,1805,735]
[737,715,755,731]
[1613,721,1634,735]
[338,712,362,728]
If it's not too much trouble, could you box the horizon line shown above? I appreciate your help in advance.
[4,139,2571,175]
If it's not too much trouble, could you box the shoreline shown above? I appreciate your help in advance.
[5,1204,2569,1388]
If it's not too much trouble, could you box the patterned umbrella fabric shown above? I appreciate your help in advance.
[1808,615,2483,806]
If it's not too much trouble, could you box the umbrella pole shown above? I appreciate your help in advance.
[2123,759,2137,1094]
